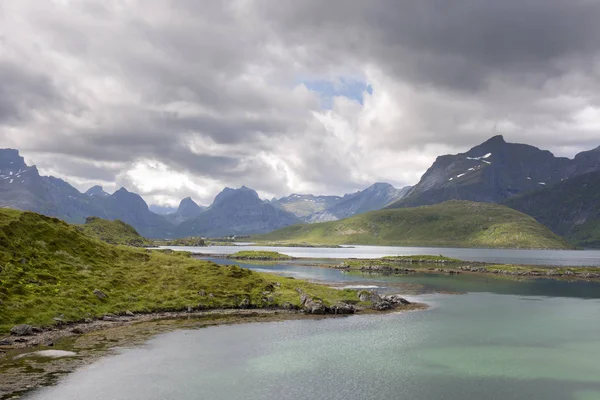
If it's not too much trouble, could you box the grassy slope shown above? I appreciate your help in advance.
[504,171,600,248]
[77,216,153,247]
[0,209,359,333]
[254,201,572,249]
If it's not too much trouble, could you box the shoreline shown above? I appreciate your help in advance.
[191,253,600,281]
[0,304,424,399]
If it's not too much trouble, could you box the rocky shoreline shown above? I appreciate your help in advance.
[333,261,600,280]
[0,291,420,399]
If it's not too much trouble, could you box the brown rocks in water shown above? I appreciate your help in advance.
[93,289,108,300]
[10,324,33,336]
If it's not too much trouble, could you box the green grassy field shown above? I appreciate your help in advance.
[0,209,360,334]
[77,217,153,247]
[254,201,573,249]
[227,251,294,260]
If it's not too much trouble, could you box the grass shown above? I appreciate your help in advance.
[77,217,153,247]
[0,209,361,334]
[154,237,206,247]
[336,256,600,278]
[254,201,573,249]
[227,251,293,260]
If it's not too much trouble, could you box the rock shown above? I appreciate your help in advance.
[280,302,297,310]
[10,324,33,336]
[372,300,394,311]
[71,327,84,335]
[19,258,27,265]
[102,315,118,322]
[0,338,12,346]
[93,289,108,300]
[239,297,251,309]
[383,294,411,305]
[300,294,310,306]
[125,310,135,317]
[358,290,381,303]
[330,302,355,314]
[198,290,206,296]
[53,317,64,323]
[46,341,54,347]
[302,297,328,314]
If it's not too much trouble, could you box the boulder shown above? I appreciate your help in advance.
[93,289,108,300]
[383,294,411,305]
[358,290,381,303]
[10,324,33,336]
[302,297,328,314]
[330,302,356,314]
[125,310,135,317]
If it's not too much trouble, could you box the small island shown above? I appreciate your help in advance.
[226,250,294,260]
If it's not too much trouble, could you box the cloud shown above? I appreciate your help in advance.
[1,0,600,205]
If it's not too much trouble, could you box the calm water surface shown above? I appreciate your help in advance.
[160,244,600,266]
[26,258,600,400]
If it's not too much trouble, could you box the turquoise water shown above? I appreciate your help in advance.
[26,259,600,400]
[163,244,600,266]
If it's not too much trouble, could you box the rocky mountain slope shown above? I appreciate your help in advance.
[271,194,343,218]
[305,183,411,222]
[389,135,600,208]
[164,197,206,225]
[504,171,600,248]
[175,186,301,237]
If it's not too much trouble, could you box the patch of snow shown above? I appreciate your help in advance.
[9,171,12,176]
[468,168,475,171]
[481,160,491,164]
[539,182,546,185]
[466,152,492,161]
[456,173,466,178]
[527,177,531,180]
[9,179,13,184]
[448,177,453,181]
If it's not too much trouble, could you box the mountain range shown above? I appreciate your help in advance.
[0,149,408,238]
[1,134,599,246]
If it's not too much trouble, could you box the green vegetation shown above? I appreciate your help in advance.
[254,242,342,248]
[0,209,361,334]
[154,237,206,247]
[228,251,293,260]
[343,255,463,269]
[77,217,153,247]
[336,256,600,279]
[255,201,573,249]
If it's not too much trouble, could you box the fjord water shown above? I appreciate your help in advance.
[162,244,600,266]
[26,259,600,400]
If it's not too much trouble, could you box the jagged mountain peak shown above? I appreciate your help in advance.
[85,185,109,197]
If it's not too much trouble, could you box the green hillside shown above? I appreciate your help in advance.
[0,209,360,333]
[254,201,572,249]
[504,171,600,248]
[78,216,153,247]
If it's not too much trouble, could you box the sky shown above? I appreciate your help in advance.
[1,0,600,207]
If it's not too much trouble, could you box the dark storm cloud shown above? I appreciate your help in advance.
[0,62,65,124]
[1,0,600,204]
[259,0,600,91]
